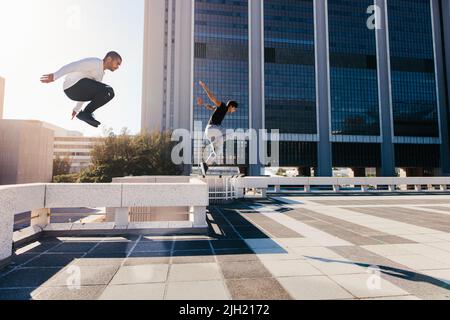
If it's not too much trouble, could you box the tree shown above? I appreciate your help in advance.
[276,168,287,177]
[53,156,72,177]
[78,129,183,183]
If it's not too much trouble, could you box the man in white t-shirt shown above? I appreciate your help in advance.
[40,51,122,128]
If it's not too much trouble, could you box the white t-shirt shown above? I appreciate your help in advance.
[54,58,106,113]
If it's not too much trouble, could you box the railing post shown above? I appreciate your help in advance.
[115,208,129,228]
[261,188,267,198]
[389,185,396,192]
[190,206,207,227]
[31,208,50,228]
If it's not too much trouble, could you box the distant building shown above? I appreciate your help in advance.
[0,120,54,185]
[41,123,104,174]
[0,76,5,119]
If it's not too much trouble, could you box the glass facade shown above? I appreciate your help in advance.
[184,0,448,172]
[264,0,316,135]
[193,0,249,165]
[193,0,249,131]
[328,0,380,136]
[388,0,440,138]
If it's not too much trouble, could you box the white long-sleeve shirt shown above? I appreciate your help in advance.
[53,58,105,113]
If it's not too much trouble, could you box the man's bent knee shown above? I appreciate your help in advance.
[106,86,115,100]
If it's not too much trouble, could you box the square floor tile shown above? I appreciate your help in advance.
[330,274,409,299]
[226,278,292,300]
[44,265,119,287]
[110,265,169,285]
[34,285,106,300]
[0,268,63,288]
[166,281,229,300]
[168,263,222,282]
[263,260,322,277]
[171,251,216,264]
[278,276,353,300]
[307,259,367,276]
[173,241,211,251]
[99,283,165,300]
[219,260,272,279]
[388,255,450,271]
[24,254,83,268]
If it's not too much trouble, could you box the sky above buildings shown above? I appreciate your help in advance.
[0,0,144,136]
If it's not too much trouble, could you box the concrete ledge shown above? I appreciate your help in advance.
[0,184,46,213]
[45,184,122,208]
[122,183,208,207]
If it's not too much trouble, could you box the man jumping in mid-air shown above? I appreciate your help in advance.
[197,81,239,177]
[40,51,122,128]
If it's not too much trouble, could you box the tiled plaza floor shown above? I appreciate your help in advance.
[1,195,450,300]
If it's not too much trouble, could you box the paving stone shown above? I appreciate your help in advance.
[110,265,169,285]
[173,240,211,251]
[34,285,106,300]
[171,251,216,264]
[219,260,272,279]
[133,241,174,253]
[44,265,119,287]
[0,268,63,288]
[47,242,98,253]
[278,276,353,300]
[211,240,250,250]
[263,260,323,277]
[90,242,136,254]
[23,254,84,268]
[166,281,229,300]
[226,278,292,300]
[330,274,410,299]
[0,288,41,300]
[168,263,222,282]
[99,283,165,300]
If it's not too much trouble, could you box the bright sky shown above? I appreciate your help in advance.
[0,0,144,137]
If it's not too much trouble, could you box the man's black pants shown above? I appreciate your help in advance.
[64,78,115,114]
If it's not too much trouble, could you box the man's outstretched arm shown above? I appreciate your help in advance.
[41,58,97,84]
[197,97,216,111]
[199,81,221,107]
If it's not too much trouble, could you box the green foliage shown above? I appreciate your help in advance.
[78,130,183,183]
[276,168,287,177]
[53,156,72,177]
[52,174,79,183]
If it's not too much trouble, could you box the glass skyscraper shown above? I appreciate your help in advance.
[143,0,450,176]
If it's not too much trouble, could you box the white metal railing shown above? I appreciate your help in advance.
[204,176,239,203]
[0,179,209,267]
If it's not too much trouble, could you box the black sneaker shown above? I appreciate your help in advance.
[89,113,101,126]
[77,112,100,128]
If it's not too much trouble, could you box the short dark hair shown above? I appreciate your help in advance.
[227,100,239,108]
[104,51,122,61]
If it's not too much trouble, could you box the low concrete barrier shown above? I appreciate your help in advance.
[234,177,450,197]
[0,179,209,268]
